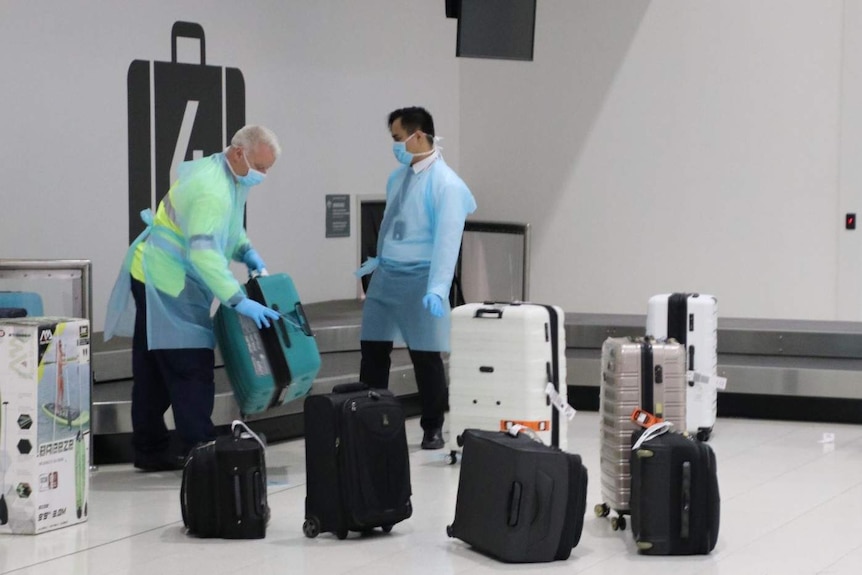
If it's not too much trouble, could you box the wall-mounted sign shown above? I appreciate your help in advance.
[326,195,350,238]
[127,21,245,243]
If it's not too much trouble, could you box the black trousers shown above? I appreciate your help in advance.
[360,340,447,431]
[131,278,215,456]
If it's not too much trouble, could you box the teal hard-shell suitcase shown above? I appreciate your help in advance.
[214,274,320,415]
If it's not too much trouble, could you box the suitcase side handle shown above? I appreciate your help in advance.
[681,461,691,539]
[475,308,503,319]
[232,475,243,519]
[294,302,314,337]
[171,21,206,65]
[507,481,523,526]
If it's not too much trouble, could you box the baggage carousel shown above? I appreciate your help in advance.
[91,300,862,463]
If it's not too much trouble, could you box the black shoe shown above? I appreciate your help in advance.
[421,428,444,450]
[134,452,185,472]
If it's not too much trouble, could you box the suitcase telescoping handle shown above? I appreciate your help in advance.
[171,21,206,65]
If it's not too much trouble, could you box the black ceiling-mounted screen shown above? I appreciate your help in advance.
[456,0,537,61]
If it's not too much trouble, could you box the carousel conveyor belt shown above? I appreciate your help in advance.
[91,303,862,463]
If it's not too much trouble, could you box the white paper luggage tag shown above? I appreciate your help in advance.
[545,383,577,420]
[231,420,267,450]
[687,371,728,391]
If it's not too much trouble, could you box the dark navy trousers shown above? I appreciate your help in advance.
[131,278,215,456]
[360,340,448,432]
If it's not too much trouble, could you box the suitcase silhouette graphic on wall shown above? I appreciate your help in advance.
[127,21,246,243]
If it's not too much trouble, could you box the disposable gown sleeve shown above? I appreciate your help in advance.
[426,177,477,299]
[183,193,245,305]
[232,229,252,262]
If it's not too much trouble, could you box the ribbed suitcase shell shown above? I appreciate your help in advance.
[646,293,718,439]
[448,302,567,456]
[598,337,686,519]
[214,273,320,415]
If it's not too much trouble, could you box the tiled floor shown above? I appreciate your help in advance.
[1,412,861,575]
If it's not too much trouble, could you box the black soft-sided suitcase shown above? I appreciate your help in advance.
[181,422,268,539]
[630,428,720,555]
[447,429,588,563]
[302,383,412,539]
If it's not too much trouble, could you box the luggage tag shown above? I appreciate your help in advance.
[630,407,663,429]
[631,420,674,451]
[231,420,267,450]
[545,382,576,420]
[687,371,728,391]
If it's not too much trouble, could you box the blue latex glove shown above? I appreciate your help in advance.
[234,298,281,329]
[422,293,444,318]
[242,249,267,275]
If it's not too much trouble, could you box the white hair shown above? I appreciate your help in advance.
[231,125,282,158]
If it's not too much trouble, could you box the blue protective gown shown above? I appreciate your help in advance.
[358,154,476,351]
[105,153,253,350]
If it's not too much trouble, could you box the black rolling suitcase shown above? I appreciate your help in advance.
[302,383,412,539]
[447,428,589,563]
[181,421,268,539]
[630,427,720,555]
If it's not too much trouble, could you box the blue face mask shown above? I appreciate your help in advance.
[392,141,413,165]
[392,132,417,165]
[237,151,266,187]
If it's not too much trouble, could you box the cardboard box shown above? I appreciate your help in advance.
[0,318,90,534]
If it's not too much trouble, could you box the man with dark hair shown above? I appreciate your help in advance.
[356,107,477,449]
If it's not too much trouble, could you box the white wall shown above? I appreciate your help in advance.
[459,0,849,320]
[0,0,460,330]
[4,0,861,325]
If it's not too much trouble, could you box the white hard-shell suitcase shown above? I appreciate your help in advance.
[596,337,687,531]
[446,302,570,464]
[646,293,719,441]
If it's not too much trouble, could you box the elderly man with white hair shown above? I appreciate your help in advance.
[105,125,282,471]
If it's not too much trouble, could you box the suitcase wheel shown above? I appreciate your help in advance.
[336,529,348,540]
[446,524,454,538]
[381,524,393,533]
[302,517,320,539]
[594,503,610,518]
[447,451,458,465]
[611,515,627,531]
